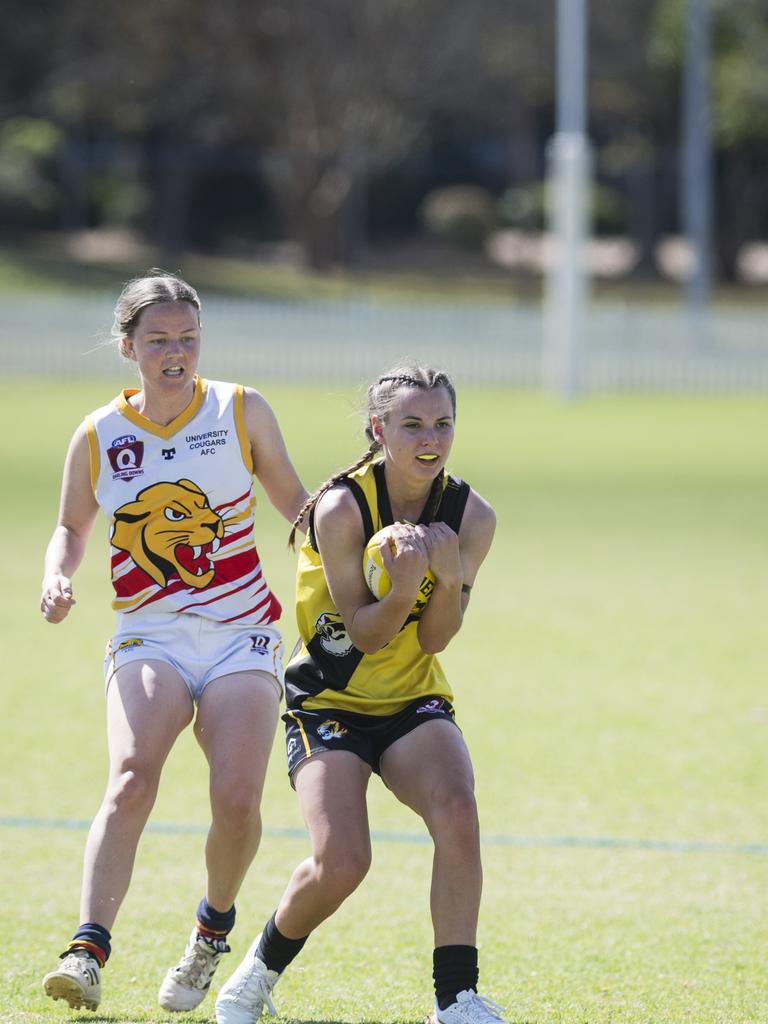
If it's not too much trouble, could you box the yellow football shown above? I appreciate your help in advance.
[362,526,436,613]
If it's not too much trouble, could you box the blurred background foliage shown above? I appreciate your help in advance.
[1,0,768,285]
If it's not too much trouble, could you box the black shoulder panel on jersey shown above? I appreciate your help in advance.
[373,461,394,527]
[308,477,375,551]
[437,475,471,533]
[307,507,319,552]
[342,476,375,542]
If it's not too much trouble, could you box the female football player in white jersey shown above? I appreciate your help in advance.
[40,271,308,1014]
[214,366,506,1024]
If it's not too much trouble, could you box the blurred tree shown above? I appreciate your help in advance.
[590,0,676,276]
[0,0,59,118]
[419,185,498,250]
[651,0,768,280]
[0,118,63,226]
[32,0,275,254]
[0,0,67,231]
[250,0,550,268]
[5,0,552,267]
[2,0,767,279]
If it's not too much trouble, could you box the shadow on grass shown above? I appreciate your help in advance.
[67,1015,210,1024]
[273,1015,527,1024]
[273,1019,526,1024]
[49,1012,528,1024]
[276,1019,428,1024]
[66,1019,424,1024]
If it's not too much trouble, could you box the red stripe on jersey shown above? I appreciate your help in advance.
[124,578,188,612]
[215,489,251,514]
[175,567,265,613]
[217,524,253,548]
[211,548,258,583]
[113,564,157,597]
[111,525,252,584]
[221,591,282,623]
[112,546,257,601]
[119,550,265,615]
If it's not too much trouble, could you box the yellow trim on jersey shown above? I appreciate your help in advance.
[233,384,254,474]
[222,496,257,527]
[115,376,207,440]
[286,710,312,758]
[84,416,99,495]
[112,585,157,612]
[219,538,260,559]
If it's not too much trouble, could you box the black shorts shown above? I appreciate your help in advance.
[283,695,457,779]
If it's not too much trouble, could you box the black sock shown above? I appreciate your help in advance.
[256,912,308,974]
[433,945,479,1010]
[196,897,235,950]
[67,923,112,966]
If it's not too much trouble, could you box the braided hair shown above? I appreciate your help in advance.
[288,364,456,548]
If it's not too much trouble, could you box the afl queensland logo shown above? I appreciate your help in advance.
[315,611,353,657]
[107,435,145,482]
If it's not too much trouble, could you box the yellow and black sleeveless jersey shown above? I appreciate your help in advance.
[285,459,470,716]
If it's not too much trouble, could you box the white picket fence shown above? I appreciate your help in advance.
[2,292,766,389]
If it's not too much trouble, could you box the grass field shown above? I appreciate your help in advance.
[1,379,767,1024]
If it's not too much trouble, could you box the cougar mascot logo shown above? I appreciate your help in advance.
[112,479,224,589]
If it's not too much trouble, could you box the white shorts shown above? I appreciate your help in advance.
[104,612,284,703]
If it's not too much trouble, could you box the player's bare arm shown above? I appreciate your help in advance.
[315,488,425,654]
[244,387,308,526]
[41,424,100,623]
[417,489,496,653]
[456,489,497,592]
[415,521,463,654]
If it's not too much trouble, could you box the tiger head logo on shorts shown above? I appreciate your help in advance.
[111,479,224,589]
[317,719,349,741]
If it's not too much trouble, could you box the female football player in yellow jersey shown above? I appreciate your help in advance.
[39,271,308,1014]
[215,366,506,1024]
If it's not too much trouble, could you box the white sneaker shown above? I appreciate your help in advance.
[215,932,280,1024]
[43,948,101,1011]
[434,989,508,1024]
[159,927,229,1011]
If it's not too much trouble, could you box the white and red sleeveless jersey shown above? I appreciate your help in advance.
[85,377,281,625]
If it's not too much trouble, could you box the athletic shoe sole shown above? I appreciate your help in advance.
[43,972,99,1011]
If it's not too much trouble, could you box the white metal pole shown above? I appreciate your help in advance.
[544,0,592,397]
[681,0,713,347]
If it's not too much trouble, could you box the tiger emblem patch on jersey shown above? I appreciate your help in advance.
[315,611,354,657]
[111,479,224,590]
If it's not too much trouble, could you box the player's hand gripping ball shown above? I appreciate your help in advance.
[363,526,437,614]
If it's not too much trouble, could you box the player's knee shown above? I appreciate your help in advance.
[106,768,157,816]
[316,845,371,899]
[432,784,479,843]
[211,782,262,835]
